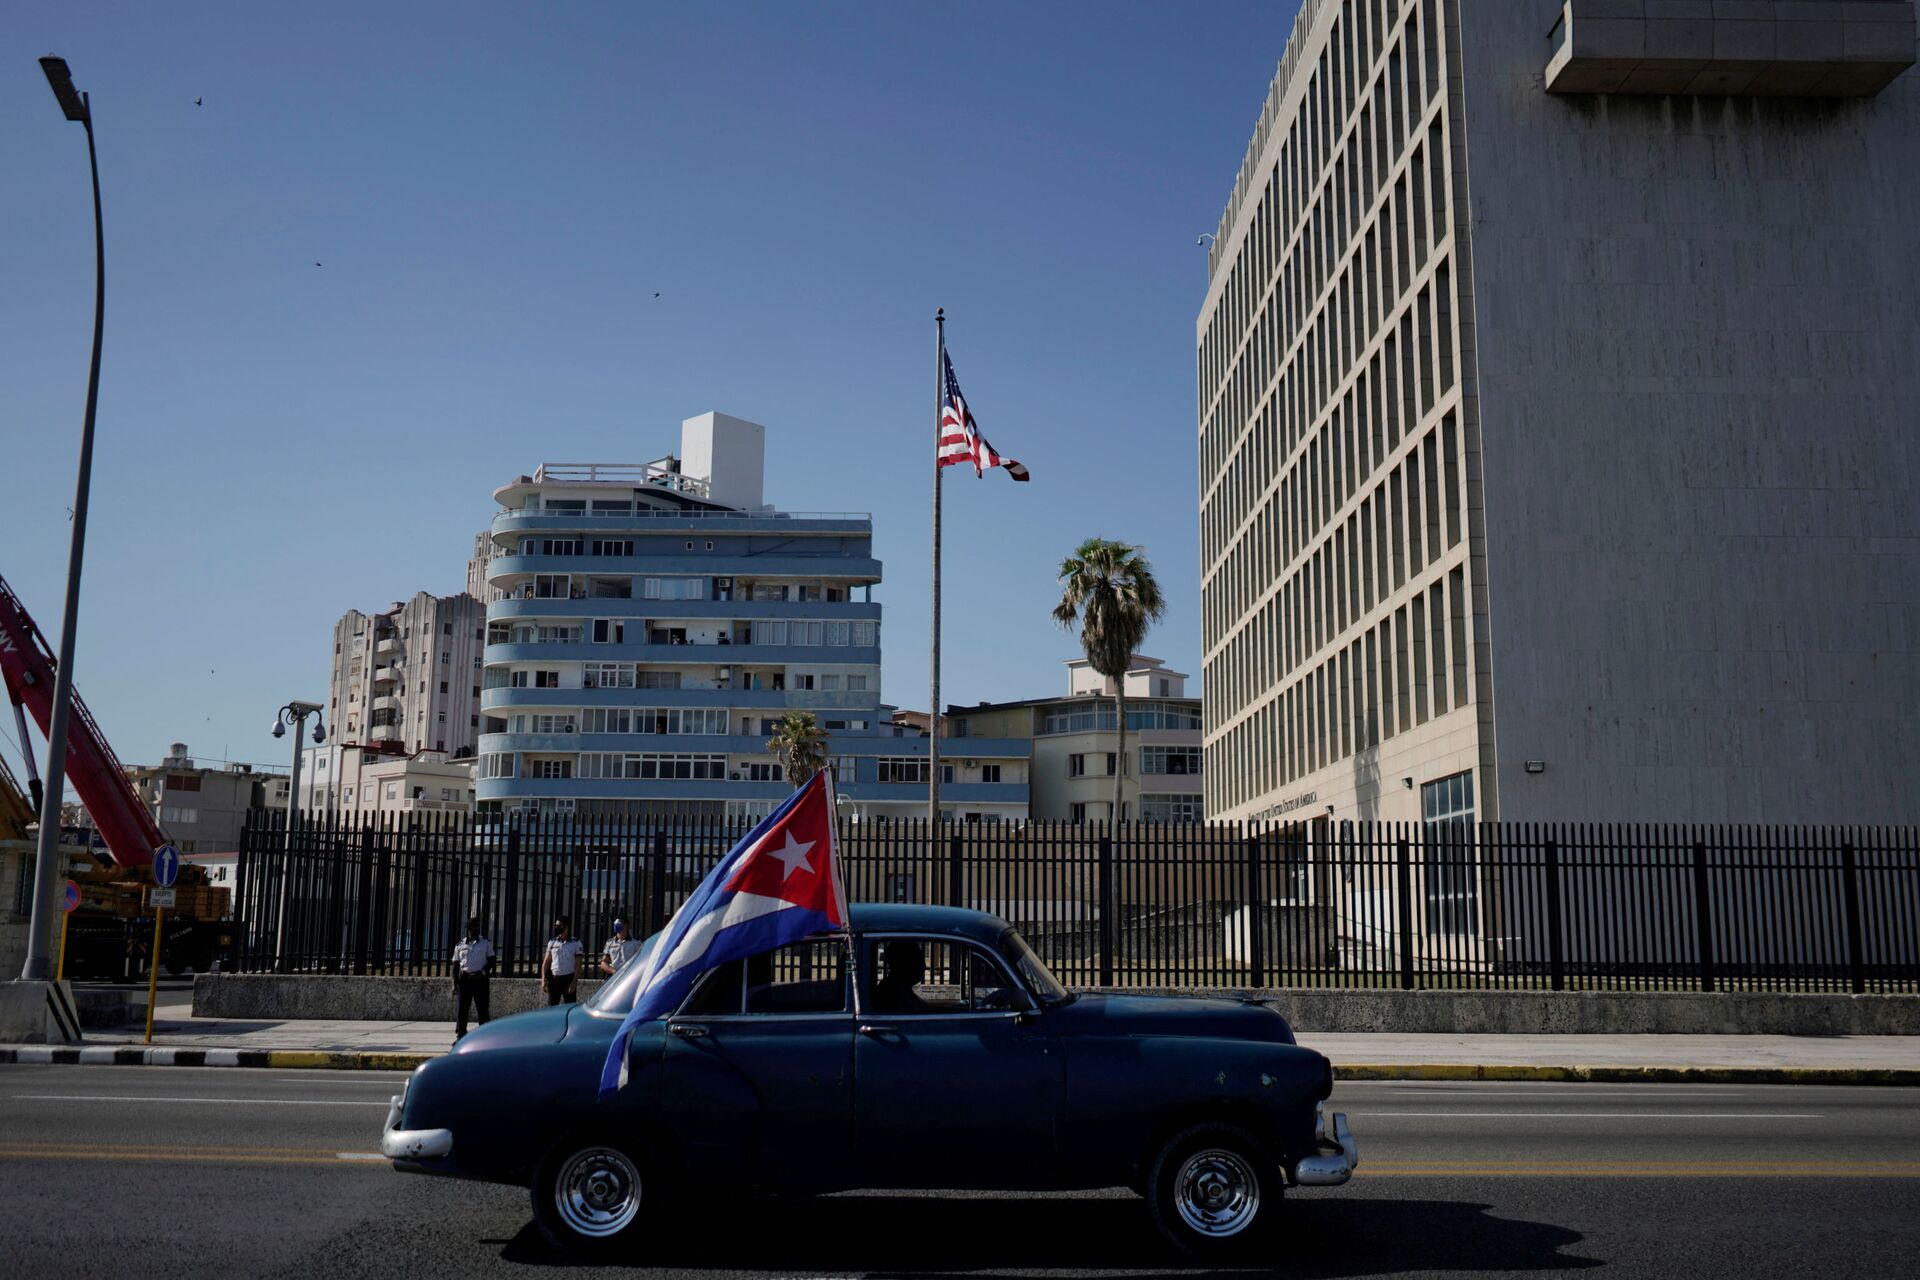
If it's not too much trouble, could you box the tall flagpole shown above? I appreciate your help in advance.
[929,309,944,848]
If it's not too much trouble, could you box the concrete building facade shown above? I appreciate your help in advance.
[302,744,477,818]
[948,656,1204,823]
[328,592,486,759]
[1197,0,1920,828]
[125,744,289,855]
[476,412,1026,824]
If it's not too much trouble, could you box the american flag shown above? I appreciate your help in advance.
[938,350,1029,481]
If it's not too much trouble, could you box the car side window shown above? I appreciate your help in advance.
[681,959,744,1015]
[867,938,1020,1015]
[744,939,848,1015]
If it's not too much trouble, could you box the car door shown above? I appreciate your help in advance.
[853,934,1061,1189]
[661,937,856,1190]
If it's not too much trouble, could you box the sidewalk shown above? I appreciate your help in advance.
[4,996,1919,1082]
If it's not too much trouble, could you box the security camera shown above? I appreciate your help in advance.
[312,722,327,744]
[271,720,286,739]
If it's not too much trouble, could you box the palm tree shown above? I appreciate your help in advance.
[766,710,830,788]
[1052,538,1166,825]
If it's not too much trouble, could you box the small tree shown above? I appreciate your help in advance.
[766,711,830,788]
[1052,538,1166,824]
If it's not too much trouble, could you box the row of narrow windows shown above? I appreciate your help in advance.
[1199,0,1448,470]
[1207,563,1471,814]
[1204,404,1465,734]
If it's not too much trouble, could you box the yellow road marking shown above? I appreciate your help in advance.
[1366,1161,1920,1178]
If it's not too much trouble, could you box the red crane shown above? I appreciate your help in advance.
[0,571,163,868]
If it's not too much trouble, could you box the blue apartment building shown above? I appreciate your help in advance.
[475,412,1028,824]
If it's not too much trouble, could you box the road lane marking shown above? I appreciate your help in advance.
[1350,1111,1824,1119]
[1364,1161,1920,1178]
[10,1094,390,1107]
[0,1148,384,1168]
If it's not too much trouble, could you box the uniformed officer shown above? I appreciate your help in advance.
[598,918,642,976]
[451,916,494,1041]
[541,914,584,1005]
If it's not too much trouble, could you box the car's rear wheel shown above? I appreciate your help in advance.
[531,1135,660,1251]
[1146,1122,1276,1257]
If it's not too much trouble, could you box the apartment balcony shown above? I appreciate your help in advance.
[482,642,880,668]
[486,598,881,622]
[477,777,792,803]
[375,636,401,657]
[491,509,872,540]
[840,780,1029,806]
[485,553,883,585]
[371,694,400,713]
[371,666,399,686]
[481,686,876,713]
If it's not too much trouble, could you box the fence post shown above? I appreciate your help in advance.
[503,825,521,978]
[948,827,964,908]
[1244,829,1265,988]
[351,822,375,976]
[1544,837,1566,992]
[648,828,669,937]
[1840,841,1866,995]
[325,818,350,975]
[1098,828,1115,987]
[1691,839,1715,993]
[1396,835,1415,991]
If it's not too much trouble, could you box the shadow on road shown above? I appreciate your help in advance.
[496,1192,1599,1274]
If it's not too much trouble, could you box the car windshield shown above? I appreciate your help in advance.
[582,932,658,1015]
[999,928,1071,1006]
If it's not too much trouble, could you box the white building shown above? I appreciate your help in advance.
[1197,0,1920,828]
[328,592,485,759]
[301,744,477,818]
[477,412,1013,824]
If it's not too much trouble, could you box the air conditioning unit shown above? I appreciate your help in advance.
[718,666,732,680]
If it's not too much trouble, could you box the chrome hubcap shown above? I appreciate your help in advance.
[1174,1148,1261,1237]
[554,1147,641,1238]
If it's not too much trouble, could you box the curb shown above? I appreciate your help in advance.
[3,1046,1914,1085]
[1334,1063,1920,1087]
[0,1046,434,1070]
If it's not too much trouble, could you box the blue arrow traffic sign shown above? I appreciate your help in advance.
[153,843,181,888]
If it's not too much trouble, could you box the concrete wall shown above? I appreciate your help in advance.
[1460,3,1920,822]
[193,972,1919,1035]
[195,974,603,1022]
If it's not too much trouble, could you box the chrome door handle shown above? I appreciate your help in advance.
[670,1023,708,1039]
[858,1024,899,1039]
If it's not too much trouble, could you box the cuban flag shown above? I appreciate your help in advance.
[597,769,848,1099]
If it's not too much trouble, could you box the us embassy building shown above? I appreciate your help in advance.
[1197,1,1920,828]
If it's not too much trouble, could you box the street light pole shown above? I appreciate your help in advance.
[22,56,107,982]
[270,701,325,971]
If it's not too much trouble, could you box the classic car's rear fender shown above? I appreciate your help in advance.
[1055,1035,1330,1188]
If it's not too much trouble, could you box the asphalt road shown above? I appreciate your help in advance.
[3,1065,1917,1278]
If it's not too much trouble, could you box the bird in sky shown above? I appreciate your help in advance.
[194,97,203,106]
[654,292,660,298]
[315,262,323,267]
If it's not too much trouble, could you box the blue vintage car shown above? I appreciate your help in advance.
[381,904,1357,1256]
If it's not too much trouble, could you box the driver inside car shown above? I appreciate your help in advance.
[870,940,931,1012]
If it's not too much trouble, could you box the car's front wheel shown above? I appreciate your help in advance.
[531,1135,660,1251]
[1146,1122,1277,1257]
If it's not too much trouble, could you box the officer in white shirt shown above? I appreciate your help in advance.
[541,914,585,1005]
[451,917,494,1040]
[599,918,642,976]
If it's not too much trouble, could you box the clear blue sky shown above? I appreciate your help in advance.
[0,0,1297,777]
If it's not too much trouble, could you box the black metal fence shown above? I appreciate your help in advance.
[232,811,1920,993]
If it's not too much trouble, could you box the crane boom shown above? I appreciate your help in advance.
[0,571,164,868]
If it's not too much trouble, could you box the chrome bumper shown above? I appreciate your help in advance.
[380,1073,453,1161]
[1292,1102,1358,1186]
